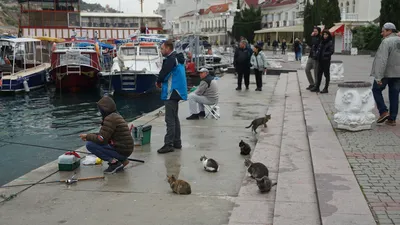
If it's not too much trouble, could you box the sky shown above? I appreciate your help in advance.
[83,0,163,14]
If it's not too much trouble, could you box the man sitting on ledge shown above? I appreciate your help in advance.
[186,68,219,120]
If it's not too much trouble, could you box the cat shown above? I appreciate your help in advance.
[200,155,219,172]
[239,140,251,155]
[255,176,277,193]
[245,114,271,134]
[244,158,269,179]
[166,175,192,195]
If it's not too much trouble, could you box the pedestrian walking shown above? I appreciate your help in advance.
[371,22,400,126]
[281,39,287,54]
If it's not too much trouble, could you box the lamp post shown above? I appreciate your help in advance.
[168,20,175,38]
[220,11,230,46]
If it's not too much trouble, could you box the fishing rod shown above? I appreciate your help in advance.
[1,140,145,163]
[1,175,105,188]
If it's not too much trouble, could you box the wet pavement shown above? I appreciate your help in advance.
[0,74,279,225]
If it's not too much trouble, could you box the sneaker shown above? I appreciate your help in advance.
[310,87,320,92]
[104,161,124,174]
[186,114,199,120]
[157,144,174,154]
[377,112,389,123]
[306,85,314,90]
[198,111,206,118]
[385,120,396,126]
[236,87,241,91]
[255,88,262,91]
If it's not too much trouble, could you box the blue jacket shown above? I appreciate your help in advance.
[157,51,187,101]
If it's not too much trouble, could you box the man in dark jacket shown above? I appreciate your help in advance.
[156,39,187,154]
[305,26,321,90]
[234,40,252,90]
[80,96,134,174]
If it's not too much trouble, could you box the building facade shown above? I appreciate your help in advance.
[155,0,231,32]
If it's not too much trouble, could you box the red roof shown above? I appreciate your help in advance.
[203,2,231,14]
[244,0,259,7]
[260,0,297,8]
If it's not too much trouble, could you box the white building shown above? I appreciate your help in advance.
[330,0,381,53]
[254,0,304,44]
[155,0,233,32]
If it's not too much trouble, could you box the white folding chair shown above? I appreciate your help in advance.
[204,103,220,119]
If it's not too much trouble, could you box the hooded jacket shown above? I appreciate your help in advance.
[316,31,334,61]
[310,27,322,59]
[86,96,134,157]
[371,33,400,81]
[157,51,188,101]
[250,50,268,70]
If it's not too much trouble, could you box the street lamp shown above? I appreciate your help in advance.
[220,11,232,46]
[168,20,175,37]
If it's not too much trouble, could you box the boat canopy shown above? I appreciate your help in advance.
[0,38,41,43]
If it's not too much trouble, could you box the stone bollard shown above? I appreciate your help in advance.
[266,60,283,68]
[287,52,295,62]
[330,60,344,82]
[334,81,376,131]
[301,56,308,69]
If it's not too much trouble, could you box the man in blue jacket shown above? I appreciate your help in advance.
[156,39,188,153]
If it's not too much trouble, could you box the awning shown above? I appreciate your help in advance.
[329,24,345,35]
[254,25,304,34]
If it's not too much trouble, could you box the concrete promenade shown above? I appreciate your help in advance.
[0,55,383,225]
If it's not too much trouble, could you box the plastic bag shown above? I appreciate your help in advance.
[82,155,102,165]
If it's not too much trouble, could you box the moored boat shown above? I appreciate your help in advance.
[49,40,102,92]
[0,38,51,93]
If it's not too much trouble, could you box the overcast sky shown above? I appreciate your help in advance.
[83,0,163,14]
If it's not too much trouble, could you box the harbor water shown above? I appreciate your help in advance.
[0,87,163,186]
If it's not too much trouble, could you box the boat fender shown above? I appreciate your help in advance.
[52,43,56,52]
[23,80,30,92]
[45,71,50,82]
[95,43,100,56]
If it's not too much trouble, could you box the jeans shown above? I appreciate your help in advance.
[164,100,181,146]
[86,141,127,162]
[295,51,302,61]
[188,92,217,114]
[372,78,400,121]
[315,60,330,90]
[254,69,263,89]
[305,58,319,86]
[236,67,250,88]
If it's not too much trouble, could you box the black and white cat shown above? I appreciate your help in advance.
[200,155,219,172]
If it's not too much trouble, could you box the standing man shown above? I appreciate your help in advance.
[234,40,252,91]
[156,39,188,153]
[371,22,400,126]
[305,26,321,90]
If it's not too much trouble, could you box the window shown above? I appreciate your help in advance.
[285,12,289,20]
[139,47,158,55]
[340,3,343,13]
[121,47,137,56]
[346,1,349,13]
[352,0,356,13]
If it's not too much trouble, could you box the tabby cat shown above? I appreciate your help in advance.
[255,176,277,193]
[167,175,192,195]
[244,159,269,179]
[245,114,271,134]
[239,140,251,155]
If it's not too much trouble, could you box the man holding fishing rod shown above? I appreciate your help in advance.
[79,96,134,174]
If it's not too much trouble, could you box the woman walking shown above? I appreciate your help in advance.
[250,45,267,91]
[310,30,334,93]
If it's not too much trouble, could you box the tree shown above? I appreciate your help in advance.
[303,0,314,46]
[352,24,382,51]
[379,0,400,28]
[322,0,341,28]
[232,6,262,43]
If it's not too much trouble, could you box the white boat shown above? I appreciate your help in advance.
[0,38,51,93]
[100,42,162,94]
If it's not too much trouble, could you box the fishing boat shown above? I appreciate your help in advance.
[34,36,66,64]
[100,42,161,94]
[0,38,51,93]
[49,40,104,92]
